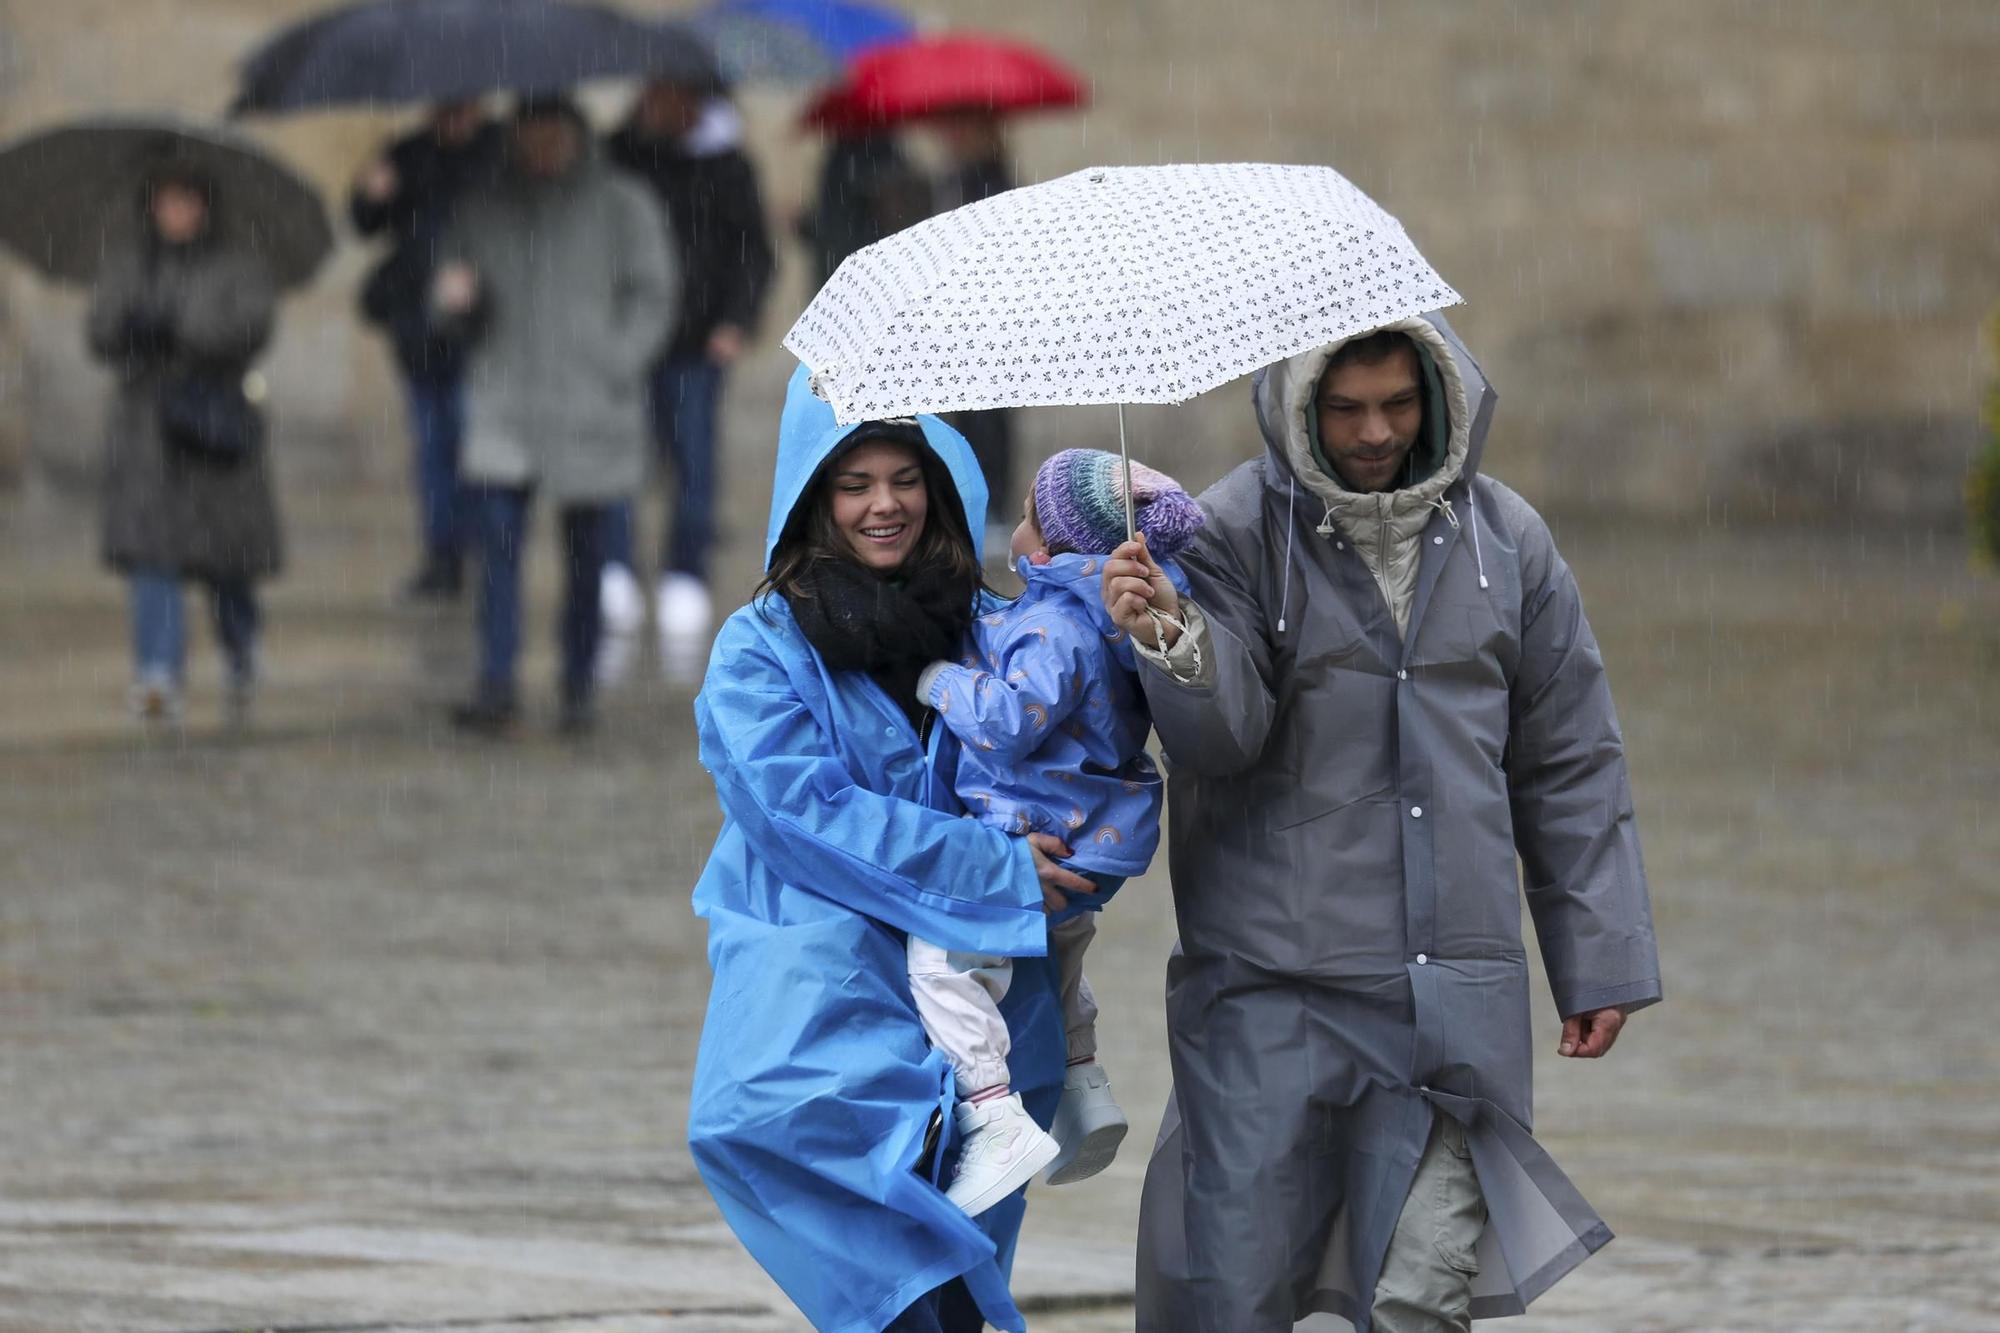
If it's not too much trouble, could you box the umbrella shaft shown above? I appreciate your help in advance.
[1119,403,1136,541]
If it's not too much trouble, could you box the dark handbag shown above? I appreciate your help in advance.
[158,370,263,463]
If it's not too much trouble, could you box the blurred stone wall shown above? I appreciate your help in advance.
[1,0,1995,520]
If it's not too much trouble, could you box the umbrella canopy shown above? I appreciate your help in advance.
[690,0,913,84]
[802,32,1086,131]
[0,116,332,291]
[231,0,722,115]
[784,162,1461,425]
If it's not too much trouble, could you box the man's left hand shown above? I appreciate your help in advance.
[1557,1006,1627,1059]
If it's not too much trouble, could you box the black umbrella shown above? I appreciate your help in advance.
[231,0,724,115]
[0,116,333,291]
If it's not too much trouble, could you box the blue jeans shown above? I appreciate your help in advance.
[129,567,258,683]
[603,358,723,580]
[466,486,609,704]
[403,375,466,562]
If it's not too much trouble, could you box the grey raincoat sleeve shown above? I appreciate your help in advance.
[1133,488,1282,777]
[1506,511,1663,1020]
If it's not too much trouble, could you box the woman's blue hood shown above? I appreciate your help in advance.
[766,363,991,569]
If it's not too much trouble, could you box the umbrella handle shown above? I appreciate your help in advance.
[1118,402,1135,542]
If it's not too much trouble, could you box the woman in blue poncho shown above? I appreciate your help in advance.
[688,365,1095,1333]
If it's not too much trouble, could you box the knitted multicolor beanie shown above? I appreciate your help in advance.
[1031,448,1204,558]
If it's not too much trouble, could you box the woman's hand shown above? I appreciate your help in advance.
[356,158,400,205]
[1027,833,1094,914]
[1102,534,1182,648]
[432,262,481,317]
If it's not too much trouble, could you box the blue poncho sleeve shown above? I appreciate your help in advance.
[697,610,1049,958]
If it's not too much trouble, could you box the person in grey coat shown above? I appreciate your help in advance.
[430,94,678,735]
[1100,314,1662,1332]
[87,163,281,724]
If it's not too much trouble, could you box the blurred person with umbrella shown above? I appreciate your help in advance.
[802,33,1087,512]
[927,108,1018,519]
[429,94,677,736]
[785,161,1661,1331]
[795,127,931,291]
[230,0,721,621]
[348,99,502,603]
[0,117,330,725]
[597,63,776,686]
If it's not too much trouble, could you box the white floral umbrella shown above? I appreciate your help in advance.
[784,162,1460,537]
[784,161,1460,425]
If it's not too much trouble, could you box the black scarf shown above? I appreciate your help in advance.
[788,558,973,730]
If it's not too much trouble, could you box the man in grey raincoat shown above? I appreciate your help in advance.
[1100,314,1662,1332]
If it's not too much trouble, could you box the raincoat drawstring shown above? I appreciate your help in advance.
[1435,497,1490,590]
[1277,475,1297,634]
[1468,497,1489,589]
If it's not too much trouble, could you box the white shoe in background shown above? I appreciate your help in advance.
[597,563,645,687]
[656,572,713,685]
[1044,1061,1128,1185]
[944,1093,1061,1217]
[127,671,182,725]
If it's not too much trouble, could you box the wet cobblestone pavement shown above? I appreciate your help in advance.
[2,433,1996,1330]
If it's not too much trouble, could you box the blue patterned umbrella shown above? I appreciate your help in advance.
[689,0,914,84]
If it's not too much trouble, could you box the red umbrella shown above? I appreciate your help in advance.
[803,32,1088,130]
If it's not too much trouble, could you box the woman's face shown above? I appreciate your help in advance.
[150,184,208,245]
[829,439,929,572]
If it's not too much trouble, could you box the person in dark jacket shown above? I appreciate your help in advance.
[87,164,281,724]
[929,110,1018,513]
[795,129,931,290]
[598,80,775,684]
[350,100,501,601]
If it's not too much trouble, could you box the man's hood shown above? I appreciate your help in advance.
[765,362,989,569]
[1250,311,1497,510]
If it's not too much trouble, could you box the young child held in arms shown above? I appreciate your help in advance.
[908,448,1202,1215]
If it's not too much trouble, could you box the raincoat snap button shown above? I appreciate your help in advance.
[1416,953,1428,965]
[1434,535,1444,545]
[1397,669,1408,680]
[1335,541,1345,550]
[1410,806,1424,818]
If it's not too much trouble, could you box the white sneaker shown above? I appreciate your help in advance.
[127,672,182,725]
[944,1093,1060,1217]
[656,572,713,685]
[597,563,645,687]
[1044,1061,1128,1185]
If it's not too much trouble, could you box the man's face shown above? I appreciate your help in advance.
[1314,345,1424,494]
[635,82,702,139]
[431,100,486,146]
[514,116,581,178]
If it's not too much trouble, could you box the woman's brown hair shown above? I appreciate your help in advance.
[757,430,986,612]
